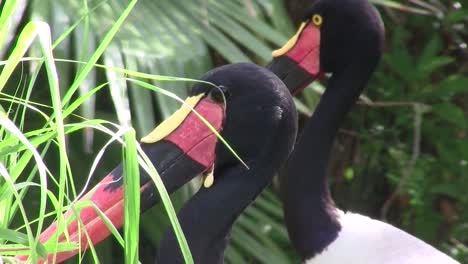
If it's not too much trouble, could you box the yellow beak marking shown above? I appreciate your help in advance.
[202,166,215,188]
[140,93,204,144]
[272,22,307,58]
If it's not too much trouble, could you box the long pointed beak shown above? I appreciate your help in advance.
[16,93,225,263]
[266,22,324,94]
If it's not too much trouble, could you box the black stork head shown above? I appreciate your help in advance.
[18,63,297,263]
[267,0,384,94]
[157,63,298,263]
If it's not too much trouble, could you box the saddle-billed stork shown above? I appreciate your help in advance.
[16,63,297,263]
[267,0,459,263]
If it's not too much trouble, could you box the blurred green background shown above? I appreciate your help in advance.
[1,0,467,263]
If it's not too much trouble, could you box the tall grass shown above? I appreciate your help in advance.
[0,0,198,263]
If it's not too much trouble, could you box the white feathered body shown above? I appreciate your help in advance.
[305,210,459,264]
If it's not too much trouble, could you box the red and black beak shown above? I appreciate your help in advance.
[16,93,225,263]
[266,20,324,95]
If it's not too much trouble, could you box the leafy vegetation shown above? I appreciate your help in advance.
[0,0,466,263]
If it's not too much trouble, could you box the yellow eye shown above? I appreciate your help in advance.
[312,14,322,26]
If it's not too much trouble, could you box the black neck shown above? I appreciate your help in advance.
[282,60,377,259]
[157,121,294,263]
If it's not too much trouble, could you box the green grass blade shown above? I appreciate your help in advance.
[0,112,48,261]
[0,22,37,93]
[0,0,17,48]
[61,0,137,106]
[136,145,194,264]
[33,21,72,262]
[123,128,140,264]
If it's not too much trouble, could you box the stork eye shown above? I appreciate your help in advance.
[311,14,322,26]
[209,85,229,103]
